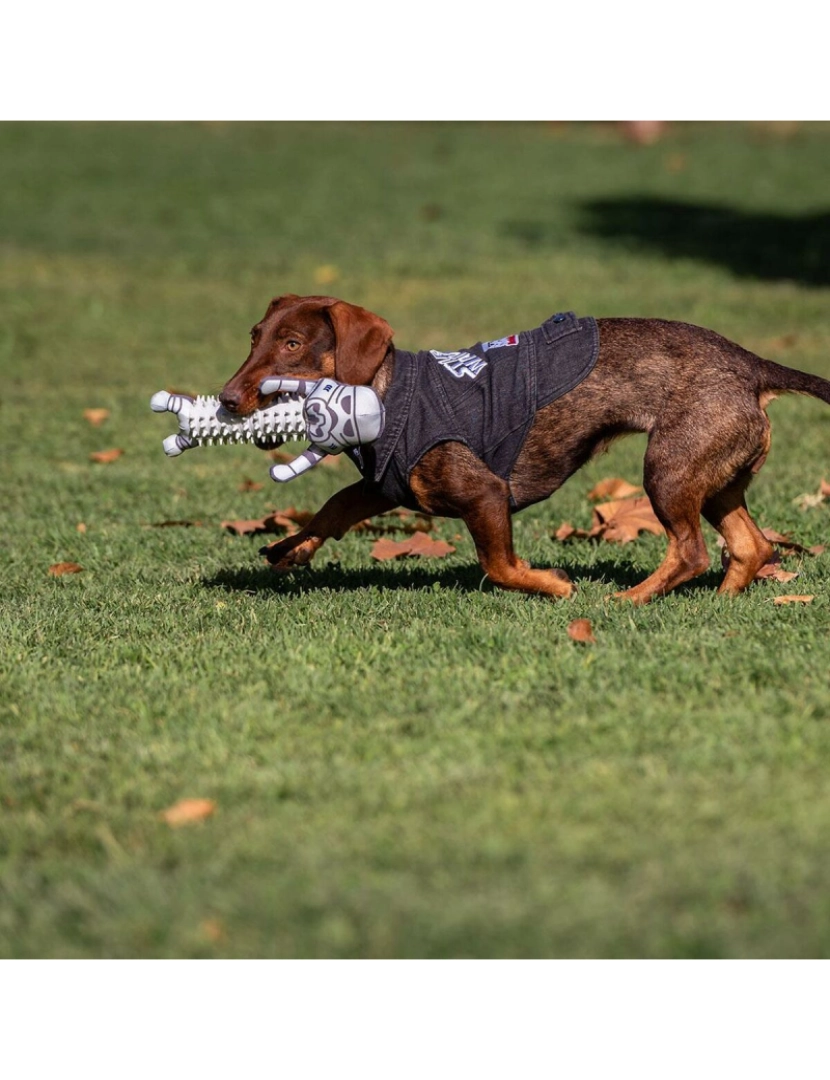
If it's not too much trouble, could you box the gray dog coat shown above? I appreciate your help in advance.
[349,311,600,512]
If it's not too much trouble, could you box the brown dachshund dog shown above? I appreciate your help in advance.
[219,295,830,604]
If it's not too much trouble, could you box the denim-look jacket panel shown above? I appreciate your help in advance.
[348,312,600,512]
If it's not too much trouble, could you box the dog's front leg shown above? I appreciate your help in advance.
[410,444,574,599]
[260,481,396,568]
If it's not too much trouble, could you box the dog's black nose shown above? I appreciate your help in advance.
[219,390,242,413]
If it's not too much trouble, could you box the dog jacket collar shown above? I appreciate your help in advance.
[350,311,599,511]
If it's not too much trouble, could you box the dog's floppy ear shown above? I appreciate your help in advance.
[327,301,394,385]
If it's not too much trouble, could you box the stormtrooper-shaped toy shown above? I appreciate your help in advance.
[150,377,385,481]
[259,376,385,482]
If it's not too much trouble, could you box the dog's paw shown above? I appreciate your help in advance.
[260,536,321,570]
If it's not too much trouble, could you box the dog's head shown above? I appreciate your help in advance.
[219,295,394,415]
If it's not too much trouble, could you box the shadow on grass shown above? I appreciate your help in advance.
[202,558,724,598]
[505,196,830,286]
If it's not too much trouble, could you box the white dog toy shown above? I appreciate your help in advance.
[150,390,306,457]
[149,380,385,483]
[259,377,385,482]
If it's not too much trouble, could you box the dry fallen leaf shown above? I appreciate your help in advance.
[555,496,664,546]
[591,496,665,543]
[371,532,456,561]
[567,618,596,644]
[238,477,264,492]
[83,408,110,426]
[89,448,123,464]
[761,528,812,553]
[222,507,312,536]
[76,522,87,534]
[222,517,283,537]
[587,477,642,502]
[48,562,83,577]
[272,506,315,528]
[161,798,216,827]
[772,595,815,605]
[754,554,799,583]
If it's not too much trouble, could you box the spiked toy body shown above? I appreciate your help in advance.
[150,390,306,457]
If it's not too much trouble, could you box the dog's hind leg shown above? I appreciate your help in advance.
[614,434,711,605]
[700,409,774,595]
[616,402,774,603]
[702,478,774,595]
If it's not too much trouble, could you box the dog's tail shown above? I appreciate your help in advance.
[759,358,830,405]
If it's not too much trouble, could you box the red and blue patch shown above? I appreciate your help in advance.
[482,334,518,351]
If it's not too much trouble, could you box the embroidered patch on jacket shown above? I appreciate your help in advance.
[481,334,518,351]
[430,350,488,379]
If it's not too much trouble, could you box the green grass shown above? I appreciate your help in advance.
[2,121,830,957]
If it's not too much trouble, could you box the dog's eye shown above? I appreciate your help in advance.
[285,340,301,351]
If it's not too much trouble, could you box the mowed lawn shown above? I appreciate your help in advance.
[1,122,830,958]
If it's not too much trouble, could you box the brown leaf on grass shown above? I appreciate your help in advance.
[238,477,264,492]
[222,516,287,537]
[772,595,815,605]
[555,521,590,542]
[76,522,87,534]
[591,496,665,543]
[371,532,456,561]
[567,618,596,644]
[48,562,83,577]
[89,448,123,464]
[587,477,642,502]
[83,408,110,426]
[222,507,312,536]
[271,506,314,528]
[761,528,812,552]
[161,798,216,827]
[554,496,663,545]
[753,552,799,583]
